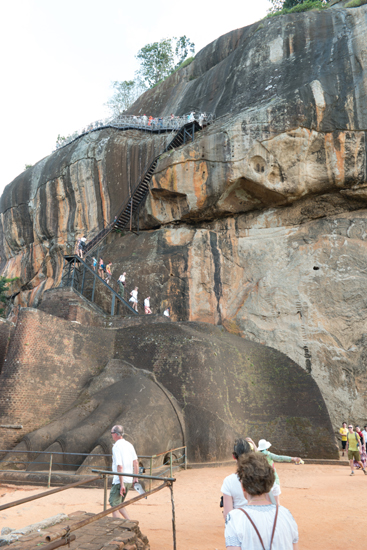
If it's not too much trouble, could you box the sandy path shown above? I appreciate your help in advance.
[0,463,366,549]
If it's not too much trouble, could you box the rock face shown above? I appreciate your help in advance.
[1,5,367,435]
[0,303,337,464]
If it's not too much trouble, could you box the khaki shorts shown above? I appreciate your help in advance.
[109,482,132,507]
[348,450,361,462]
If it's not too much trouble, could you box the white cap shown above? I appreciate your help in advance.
[257,439,271,451]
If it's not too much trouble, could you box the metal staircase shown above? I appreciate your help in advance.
[60,255,137,316]
[84,120,202,255]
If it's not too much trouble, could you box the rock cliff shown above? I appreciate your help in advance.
[1,4,367,432]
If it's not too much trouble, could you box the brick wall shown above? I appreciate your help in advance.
[0,308,114,449]
[38,287,105,326]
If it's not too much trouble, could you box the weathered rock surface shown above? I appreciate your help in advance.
[1,5,367,435]
[0,305,337,463]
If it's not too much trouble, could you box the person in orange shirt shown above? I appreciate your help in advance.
[339,422,348,457]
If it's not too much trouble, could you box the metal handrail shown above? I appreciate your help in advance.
[54,113,214,151]
[83,119,203,257]
[61,255,138,316]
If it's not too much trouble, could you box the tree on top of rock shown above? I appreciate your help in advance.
[136,36,195,88]
[269,0,330,11]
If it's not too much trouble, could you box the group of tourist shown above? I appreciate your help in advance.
[339,422,367,475]
[221,436,302,549]
[88,257,171,317]
[108,430,302,548]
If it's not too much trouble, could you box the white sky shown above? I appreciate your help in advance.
[0,0,271,193]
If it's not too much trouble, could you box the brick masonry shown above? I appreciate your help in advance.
[0,307,114,449]
[10,512,149,550]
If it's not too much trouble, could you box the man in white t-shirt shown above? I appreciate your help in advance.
[109,425,139,519]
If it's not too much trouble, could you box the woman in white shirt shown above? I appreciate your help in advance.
[222,438,252,518]
[225,452,299,550]
[129,287,138,312]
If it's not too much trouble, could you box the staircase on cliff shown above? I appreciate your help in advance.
[84,119,203,255]
[60,255,137,316]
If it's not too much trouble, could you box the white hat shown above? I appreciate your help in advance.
[258,439,271,451]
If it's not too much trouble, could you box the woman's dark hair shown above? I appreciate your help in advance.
[236,452,275,496]
[233,438,251,459]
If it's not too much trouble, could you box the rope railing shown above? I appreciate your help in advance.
[54,112,214,151]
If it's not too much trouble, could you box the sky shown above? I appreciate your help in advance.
[0,0,271,193]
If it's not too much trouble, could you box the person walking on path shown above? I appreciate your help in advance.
[144,296,152,314]
[118,272,126,298]
[362,425,367,452]
[129,287,138,312]
[258,439,302,505]
[221,438,253,520]
[339,422,348,457]
[346,424,367,476]
[224,452,299,550]
[163,307,170,317]
[105,262,112,284]
[354,426,366,469]
[109,425,138,520]
[92,257,97,271]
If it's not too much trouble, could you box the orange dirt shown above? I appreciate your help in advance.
[0,463,365,549]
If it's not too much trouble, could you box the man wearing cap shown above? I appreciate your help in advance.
[346,424,367,476]
[257,439,302,504]
[109,425,139,519]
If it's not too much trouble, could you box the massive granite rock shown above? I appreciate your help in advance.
[0,305,337,466]
[1,4,367,435]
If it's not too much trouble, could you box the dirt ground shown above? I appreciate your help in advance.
[0,463,366,549]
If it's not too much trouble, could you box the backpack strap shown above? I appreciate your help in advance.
[239,505,279,550]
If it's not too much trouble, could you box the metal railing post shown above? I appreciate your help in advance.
[47,454,53,488]
[103,475,108,511]
[149,457,153,492]
[71,258,76,288]
[170,451,173,478]
[81,265,86,294]
[184,446,187,470]
[111,294,115,316]
[169,484,177,550]
[91,271,96,302]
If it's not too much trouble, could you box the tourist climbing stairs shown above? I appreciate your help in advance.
[61,254,137,316]
[84,119,204,255]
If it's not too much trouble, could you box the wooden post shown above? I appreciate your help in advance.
[47,454,53,489]
[149,457,153,492]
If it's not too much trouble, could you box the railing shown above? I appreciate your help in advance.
[83,118,205,257]
[54,112,214,151]
[60,254,138,316]
[0,445,186,488]
[0,445,186,550]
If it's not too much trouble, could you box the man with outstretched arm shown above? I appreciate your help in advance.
[109,425,139,519]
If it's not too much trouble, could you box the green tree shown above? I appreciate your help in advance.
[55,131,78,149]
[24,164,33,170]
[0,276,18,317]
[105,80,146,117]
[136,36,195,88]
[269,0,329,11]
[136,38,175,88]
[174,36,195,68]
